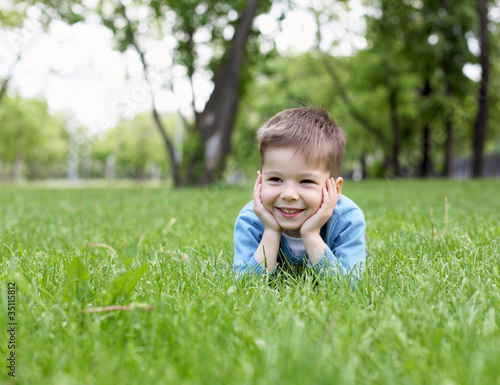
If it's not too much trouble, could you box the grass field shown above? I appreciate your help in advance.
[1,179,499,385]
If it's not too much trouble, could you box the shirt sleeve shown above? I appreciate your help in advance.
[306,207,366,280]
[233,207,266,277]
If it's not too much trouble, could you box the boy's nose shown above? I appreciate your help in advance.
[281,184,299,200]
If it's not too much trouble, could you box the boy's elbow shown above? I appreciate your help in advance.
[233,257,266,278]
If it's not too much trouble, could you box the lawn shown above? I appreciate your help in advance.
[1,179,499,385]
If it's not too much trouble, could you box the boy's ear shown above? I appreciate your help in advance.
[334,177,343,196]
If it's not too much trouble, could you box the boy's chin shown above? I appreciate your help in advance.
[279,223,303,237]
[279,217,305,227]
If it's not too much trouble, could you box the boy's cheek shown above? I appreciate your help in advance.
[262,201,277,216]
[262,199,274,213]
[260,186,271,202]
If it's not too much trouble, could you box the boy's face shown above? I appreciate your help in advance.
[260,147,333,238]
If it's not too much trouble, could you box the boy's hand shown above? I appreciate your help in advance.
[253,171,282,233]
[300,177,341,238]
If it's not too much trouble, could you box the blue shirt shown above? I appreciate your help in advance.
[233,195,366,278]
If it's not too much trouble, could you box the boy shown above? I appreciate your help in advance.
[233,106,365,278]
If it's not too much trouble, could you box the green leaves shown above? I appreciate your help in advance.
[63,257,90,303]
[100,264,149,304]
[90,112,170,179]
[0,96,68,180]
[64,240,149,306]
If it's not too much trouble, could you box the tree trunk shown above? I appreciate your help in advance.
[419,78,433,178]
[472,0,490,177]
[197,0,261,185]
[0,54,21,104]
[388,87,401,177]
[121,0,261,186]
[360,152,368,179]
[443,82,455,178]
[105,154,115,180]
[420,124,432,177]
[0,77,10,104]
[443,108,454,177]
[151,106,180,185]
[41,0,264,186]
[11,153,24,181]
[117,2,182,186]
[440,0,455,178]
[138,51,181,185]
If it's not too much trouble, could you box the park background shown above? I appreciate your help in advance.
[1,1,500,385]
[1,0,499,184]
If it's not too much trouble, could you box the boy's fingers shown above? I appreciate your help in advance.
[255,183,261,197]
[321,187,329,209]
[325,180,332,201]
[325,179,336,211]
[253,174,261,190]
[253,182,260,202]
[254,183,264,208]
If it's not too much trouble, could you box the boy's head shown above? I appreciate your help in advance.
[258,106,346,178]
[257,107,346,237]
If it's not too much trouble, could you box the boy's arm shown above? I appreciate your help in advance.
[233,207,282,275]
[308,208,366,277]
[301,178,365,277]
[233,173,282,276]
[253,229,281,273]
[300,178,340,265]
[251,171,282,273]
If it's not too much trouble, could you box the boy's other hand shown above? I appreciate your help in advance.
[253,171,282,233]
[300,177,342,238]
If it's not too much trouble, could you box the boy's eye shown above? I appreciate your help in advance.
[301,180,314,184]
[269,177,281,182]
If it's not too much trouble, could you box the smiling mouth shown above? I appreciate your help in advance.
[277,208,305,214]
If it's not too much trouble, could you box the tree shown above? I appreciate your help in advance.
[232,51,382,177]
[30,0,272,186]
[363,0,478,178]
[472,0,491,177]
[0,2,30,103]
[304,0,402,177]
[91,112,170,179]
[0,96,68,180]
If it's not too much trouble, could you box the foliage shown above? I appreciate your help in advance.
[232,51,400,175]
[233,0,500,179]
[0,180,499,384]
[26,0,273,185]
[91,112,170,179]
[232,53,344,177]
[0,95,68,180]
[2,0,499,181]
[362,0,493,176]
[0,2,27,27]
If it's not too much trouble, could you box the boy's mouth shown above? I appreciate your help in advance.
[277,207,305,216]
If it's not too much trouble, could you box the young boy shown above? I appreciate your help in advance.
[233,106,365,278]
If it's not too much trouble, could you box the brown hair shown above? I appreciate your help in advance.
[258,106,346,177]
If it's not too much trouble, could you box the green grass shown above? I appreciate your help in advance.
[1,179,499,385]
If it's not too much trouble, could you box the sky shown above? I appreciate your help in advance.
[0,0,481,135]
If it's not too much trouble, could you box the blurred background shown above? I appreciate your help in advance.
[0,0,499,186]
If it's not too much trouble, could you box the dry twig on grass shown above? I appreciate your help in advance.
[81,303,153,314]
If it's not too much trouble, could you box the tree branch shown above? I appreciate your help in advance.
[322,57,386,141]
[117,1,181,185]
[0,53,21,103]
